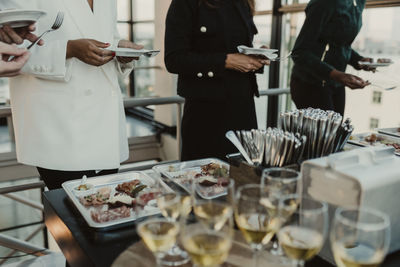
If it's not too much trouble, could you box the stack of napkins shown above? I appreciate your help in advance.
[237,45,278,60]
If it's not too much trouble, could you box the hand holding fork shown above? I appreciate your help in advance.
[8,12,64,62]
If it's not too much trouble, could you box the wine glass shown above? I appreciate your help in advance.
[137,218,180,267]
[331,206,391,267]
[136,180,190,266]
[261,167,301,255]
[235,184,284,266]
[180,202,234,267]
[191,178,235,232]
[277,197,328,267]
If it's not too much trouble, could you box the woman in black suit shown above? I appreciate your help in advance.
[165,0,269,161]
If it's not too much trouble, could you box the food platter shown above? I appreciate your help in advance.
[0,9,46,28]
[153,158,230,199]
[377,127,400,138]
[62,171,173,229]
[348,132,400,156]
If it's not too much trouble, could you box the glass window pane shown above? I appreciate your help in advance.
[134,69,156,97]
[133,23,154,49]
[255,0,273,11]
[346,7,400,132]
[132,0,155,21]
[117,0,130,21]
[117,23,130,41]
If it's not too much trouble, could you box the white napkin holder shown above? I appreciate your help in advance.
[301,146,400,264]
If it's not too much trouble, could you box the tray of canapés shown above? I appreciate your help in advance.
[377,127,400,138]
[348,132,400,156]
[62,172,173,229]
[153,158,230,199]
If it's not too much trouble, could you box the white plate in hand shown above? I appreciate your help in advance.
[237,45,278,59]
[0,9,46,28]
[358,61,393,67]
[107,47,160,58]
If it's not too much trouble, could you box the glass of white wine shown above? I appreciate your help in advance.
[191,178,235,232]
[136,180,191,266]
[235,184,284,266]
[180,204,234,267]
[137,218,180,267]
[261,167,301,256]
[277,197,328,267]
[331,206,391,267]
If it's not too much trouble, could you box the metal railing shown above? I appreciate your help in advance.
[0,88,290,159]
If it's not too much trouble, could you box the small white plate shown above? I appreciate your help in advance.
[237,45,279,59]
[359,61,393,68]
[0,9,46,28]
[107,47,160,58]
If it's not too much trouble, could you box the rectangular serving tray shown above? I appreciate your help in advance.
[62,171,173,229]
[152,158,230,199]
[377,127,400,138]
[348,132,400,156]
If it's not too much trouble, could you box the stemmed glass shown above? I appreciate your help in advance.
[234,184,284,267]
[261,168,301,255]
[136,180,190,266]
[191,178,235,232]
[180,178,235,267]
[277,196,328,267]
[137,218,180,267]
[331,207,391,267]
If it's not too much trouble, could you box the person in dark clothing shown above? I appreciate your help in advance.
[165,0,269,161]
[290,0,376,116]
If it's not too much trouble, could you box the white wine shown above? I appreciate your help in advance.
[278,226,323,261]
[194,202,232,230]
[333,241,385,267]
[259,197,298,220]
[180,195,192,216]
[157,193,180,220]
[182,231,232,267]
[138,220,179,253]
[235,213,278,246]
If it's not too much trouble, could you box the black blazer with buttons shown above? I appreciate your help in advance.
[164,0,260,99]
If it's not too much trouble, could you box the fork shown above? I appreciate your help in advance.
[27,12,64,50]
[269,51,293,62]
[8,12,64,62]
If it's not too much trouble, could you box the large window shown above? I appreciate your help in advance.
[117,0,156,98]
[277,1,400,132]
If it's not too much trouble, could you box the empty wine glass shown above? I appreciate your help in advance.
[261,168,301,255]
[277,197,328,267]
[331,206,391,267]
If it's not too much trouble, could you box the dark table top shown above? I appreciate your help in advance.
[43,189,400,267]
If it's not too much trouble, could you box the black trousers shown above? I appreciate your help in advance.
[290,76,346,116]
[37,167,119,190]
[181,96,257,161]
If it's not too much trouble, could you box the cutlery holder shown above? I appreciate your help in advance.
[226,153,299,188]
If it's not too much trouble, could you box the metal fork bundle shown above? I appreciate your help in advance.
[235,128,307,167]
[278,108,354,159]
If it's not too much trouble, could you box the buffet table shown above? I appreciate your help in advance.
[43,166,400,267]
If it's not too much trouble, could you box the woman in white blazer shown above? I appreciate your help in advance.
[3,0,142,189]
